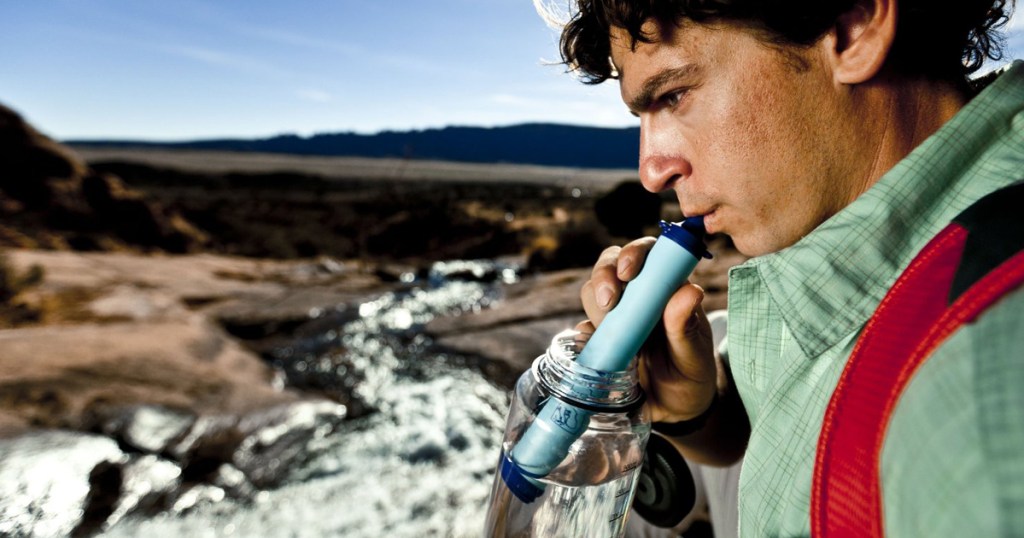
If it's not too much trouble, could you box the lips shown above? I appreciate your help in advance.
[682,207,712,218]
[682,206,718,233]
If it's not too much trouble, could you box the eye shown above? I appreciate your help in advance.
[660,89,687,110]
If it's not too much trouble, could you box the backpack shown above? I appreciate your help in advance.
[812,181,1024,537]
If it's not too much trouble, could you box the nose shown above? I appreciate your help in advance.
[638,115,691,193]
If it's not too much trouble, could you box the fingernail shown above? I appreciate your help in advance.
[597,285,613,308]
[618,258,632,278]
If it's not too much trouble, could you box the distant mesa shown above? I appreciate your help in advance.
[67,123,642,169]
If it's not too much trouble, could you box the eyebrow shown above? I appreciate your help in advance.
[626,64,702,114]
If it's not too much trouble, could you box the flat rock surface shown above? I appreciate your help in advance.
[0,314,294,432]
[426,269,587,386]
[0,250,391,436]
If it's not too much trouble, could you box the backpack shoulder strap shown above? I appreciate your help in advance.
[811,181,1024,538]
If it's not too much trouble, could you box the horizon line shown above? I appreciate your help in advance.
[59,121,641,145]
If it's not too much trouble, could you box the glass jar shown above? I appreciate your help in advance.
[483,329,651,537]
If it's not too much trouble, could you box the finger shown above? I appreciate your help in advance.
[574,319,596,335]
[581,280,610,327]
[637,353,651,400]
[637,284,717,422]
[582,237,659,326]
[615,236,657,281]
[661,282,717,389]
[573,320,596,348]
[581,246,624,325]
[590,245,622,281]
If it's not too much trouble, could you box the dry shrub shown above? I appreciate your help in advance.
[0,250,43,327]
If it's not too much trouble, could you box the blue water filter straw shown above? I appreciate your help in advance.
[501,217,711,503]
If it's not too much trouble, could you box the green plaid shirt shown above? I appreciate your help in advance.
[726,61,1024,537]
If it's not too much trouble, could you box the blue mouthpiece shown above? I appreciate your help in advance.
[503,218,710,502]
[660,217,713,260]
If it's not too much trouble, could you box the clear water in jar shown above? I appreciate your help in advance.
[484,419,646,538]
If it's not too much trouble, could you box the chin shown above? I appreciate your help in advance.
[731,234,781,258]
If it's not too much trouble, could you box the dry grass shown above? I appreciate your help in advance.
[70,146,638,190]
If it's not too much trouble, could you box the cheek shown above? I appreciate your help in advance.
[698,90,789,211]
[706,89,826,251]
[701,66,795,178]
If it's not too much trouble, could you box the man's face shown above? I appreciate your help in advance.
[611,22,865,256]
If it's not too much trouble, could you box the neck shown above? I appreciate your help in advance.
[847,75,968,202]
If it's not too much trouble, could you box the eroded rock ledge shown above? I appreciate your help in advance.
[0,250,385,534]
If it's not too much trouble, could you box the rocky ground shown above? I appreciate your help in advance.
[0,102,747,535]
[0,249,389,535]
[0,250,394,436]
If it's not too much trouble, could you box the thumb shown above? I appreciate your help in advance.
[662,283,716,386]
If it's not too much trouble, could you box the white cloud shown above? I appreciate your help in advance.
[1008,6,1024,31]
[233,25,363,58]
[296,89,333,103]
[229,22,444,76]
[999,7,1024,64]
[487,94,538,107]
[477,91,635,128]
[163,45,288,79]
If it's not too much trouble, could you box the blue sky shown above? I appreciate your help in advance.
[1,1,1021,141]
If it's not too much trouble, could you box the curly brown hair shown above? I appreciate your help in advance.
[556,0,1014,85]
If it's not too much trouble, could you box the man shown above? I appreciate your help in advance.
[544,0,1023,535]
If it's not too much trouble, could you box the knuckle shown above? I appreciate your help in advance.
[625,236,656,251]
[595,246,622,267]
[590,261,619,282]
[601,245,623,258]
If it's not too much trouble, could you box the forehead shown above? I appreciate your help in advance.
[609,21,725,79]
[609,22,723,99]
[609,21,798,89]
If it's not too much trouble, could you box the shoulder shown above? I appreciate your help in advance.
[879,286,1024,536]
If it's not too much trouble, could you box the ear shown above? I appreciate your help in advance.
[827,0,897,84]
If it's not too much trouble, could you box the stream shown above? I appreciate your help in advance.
[3,260,524,538]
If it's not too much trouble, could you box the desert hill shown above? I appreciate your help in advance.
[0,105,207,254]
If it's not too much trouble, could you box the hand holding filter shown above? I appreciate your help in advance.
[502,217,711,503]
[575,217,711,372]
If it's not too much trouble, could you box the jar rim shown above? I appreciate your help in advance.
[532,329,646,412]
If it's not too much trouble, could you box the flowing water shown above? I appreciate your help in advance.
[100,260,521,537]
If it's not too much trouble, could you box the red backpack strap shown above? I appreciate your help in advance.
[812,181,1024,538]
